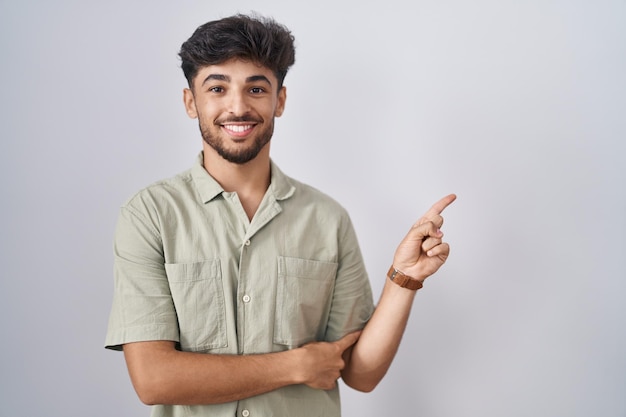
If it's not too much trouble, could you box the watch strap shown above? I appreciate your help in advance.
[387,266,423,291]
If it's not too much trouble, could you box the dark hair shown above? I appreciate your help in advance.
[179,14,296,89]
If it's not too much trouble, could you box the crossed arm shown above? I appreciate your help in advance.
[123,194,456,405]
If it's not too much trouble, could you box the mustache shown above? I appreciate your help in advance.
[215,115,263,124]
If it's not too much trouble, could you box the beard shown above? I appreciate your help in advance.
[199,116,274,165]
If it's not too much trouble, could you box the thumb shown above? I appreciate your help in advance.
[335,330,362,351]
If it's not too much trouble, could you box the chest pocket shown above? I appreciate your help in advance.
[274,256,338,347]
[165,259,227,352]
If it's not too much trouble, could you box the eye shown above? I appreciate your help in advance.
[208,86,224,93]
[250,87,265,94]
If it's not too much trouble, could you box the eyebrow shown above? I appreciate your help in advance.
[246,75,273,86]
[202,74,230,85]
[201,74,273,87]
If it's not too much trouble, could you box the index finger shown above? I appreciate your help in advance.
[424,193,457,218]
[335,330,362,351]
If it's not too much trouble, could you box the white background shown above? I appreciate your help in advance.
[1,1,624,416]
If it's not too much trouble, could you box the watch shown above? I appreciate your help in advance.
[387,266,423,291]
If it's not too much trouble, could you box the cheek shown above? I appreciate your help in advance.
[195,103,219,122]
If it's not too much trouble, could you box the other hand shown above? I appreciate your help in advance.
[296,331,361,390]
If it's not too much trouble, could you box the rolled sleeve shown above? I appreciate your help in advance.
[105,205,179,350]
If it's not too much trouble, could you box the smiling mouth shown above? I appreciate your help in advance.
[221,123,257,139]
[223,124,255,133]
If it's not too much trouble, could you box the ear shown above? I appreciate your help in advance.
[183,88,198,119]
[274,86,287,118]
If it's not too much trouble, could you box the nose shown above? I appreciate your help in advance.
[227,91,251,115]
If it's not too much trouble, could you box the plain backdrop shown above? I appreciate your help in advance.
[1,1,624,416]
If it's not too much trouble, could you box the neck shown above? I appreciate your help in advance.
[202,143,271,220]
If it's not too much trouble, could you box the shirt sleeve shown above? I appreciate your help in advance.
[104,202,180,351]
[324,213,375,342]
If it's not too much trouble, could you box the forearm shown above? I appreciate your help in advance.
[124,341,303,405]
[342,194,455,392]
[341,278,417,392]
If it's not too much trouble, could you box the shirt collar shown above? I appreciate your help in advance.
[190,152,224,203]
[190,152,296,204]
[268,160,296,201]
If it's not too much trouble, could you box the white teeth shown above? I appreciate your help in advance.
[226,125,252,132]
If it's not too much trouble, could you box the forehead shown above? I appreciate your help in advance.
[192,58,278,89]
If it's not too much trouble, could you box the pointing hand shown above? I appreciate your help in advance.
[392,194,456,283]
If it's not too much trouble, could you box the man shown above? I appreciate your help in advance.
[105,13,456,417]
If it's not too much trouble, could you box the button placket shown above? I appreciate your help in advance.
[238,235,253,354]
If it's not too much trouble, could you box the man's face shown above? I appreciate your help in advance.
[183,58,286,164]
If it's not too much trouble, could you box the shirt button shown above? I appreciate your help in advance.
[242,410,250,417]
[244,239,251,246]
[242,295,251,303]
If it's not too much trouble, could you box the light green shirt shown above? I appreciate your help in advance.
[105,153,374,417]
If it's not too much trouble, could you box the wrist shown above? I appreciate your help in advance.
[283,347,305,385]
